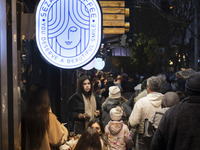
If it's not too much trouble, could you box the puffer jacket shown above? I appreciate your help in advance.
[129,92,163,133]
[105,120,134,150]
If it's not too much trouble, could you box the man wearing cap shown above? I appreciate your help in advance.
[129,76,163,150]
[150,72,200,150]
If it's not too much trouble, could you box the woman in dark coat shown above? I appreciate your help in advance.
[67,75,101,135]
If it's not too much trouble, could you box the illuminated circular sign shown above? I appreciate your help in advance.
[36,0,102,69]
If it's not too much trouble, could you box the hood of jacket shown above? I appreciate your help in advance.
[103,98,121,112]
[147,92,163,108]
[108,120,123,135]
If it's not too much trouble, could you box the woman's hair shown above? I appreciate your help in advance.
[77,75,92,97]
[87,118,104,133]
[21,83,51,149]
[74,127,102,150]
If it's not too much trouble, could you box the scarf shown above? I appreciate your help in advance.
[82,93,97,127]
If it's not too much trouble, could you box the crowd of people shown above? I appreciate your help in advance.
[20,69,200,150]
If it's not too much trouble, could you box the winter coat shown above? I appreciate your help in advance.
[134,89,148,103]
[105,120,134,150]
[102,97,132,127]
[21,111,68,150]
[150,96,200,150]
[129,92,163,133]
[67,91,101,134]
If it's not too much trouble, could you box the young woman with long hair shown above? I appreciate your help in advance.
[21,84,68,150]
[74,127,102,150]
[67,75,101,135]
[87,118,109,150]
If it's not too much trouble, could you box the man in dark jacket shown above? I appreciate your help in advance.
[150,72,200,150]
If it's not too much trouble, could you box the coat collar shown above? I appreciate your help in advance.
[181,96,200,103]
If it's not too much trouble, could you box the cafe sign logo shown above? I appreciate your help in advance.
[36,0,102,69]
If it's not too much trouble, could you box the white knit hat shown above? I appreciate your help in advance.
[110,106,123,121]
[109,86,121,99]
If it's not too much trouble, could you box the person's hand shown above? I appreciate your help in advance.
[84,113,91,121]
[94,110,100,117]
[78,113,85,119]
[78,113,91,120]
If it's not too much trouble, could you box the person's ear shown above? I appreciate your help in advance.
[147,86,150,94]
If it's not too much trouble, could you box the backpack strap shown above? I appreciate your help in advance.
[152,111,164,124]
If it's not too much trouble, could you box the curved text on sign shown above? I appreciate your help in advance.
[36,0,102,69]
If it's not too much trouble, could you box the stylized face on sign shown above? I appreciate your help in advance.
[36,0,102,69]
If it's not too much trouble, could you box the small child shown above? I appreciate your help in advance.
[105,106,134,150]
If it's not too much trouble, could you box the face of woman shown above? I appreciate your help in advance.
[91,123,101,134]
[82,79,91,93]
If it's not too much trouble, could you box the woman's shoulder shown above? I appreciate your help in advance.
[69,92,83,101]
[49,111,58,120]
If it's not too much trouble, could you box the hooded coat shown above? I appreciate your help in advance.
[105,120,134,150]
[129,92,163,133]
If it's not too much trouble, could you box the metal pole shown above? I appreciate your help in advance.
[0,0,9,149]
[12,0,20,149]
[194,0,199,71]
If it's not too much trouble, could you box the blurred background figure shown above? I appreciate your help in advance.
[101,75,115,101]
[114,75,123,91]
[157,73,173,94]
[21,84,68,150]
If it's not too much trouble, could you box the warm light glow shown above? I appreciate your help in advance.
[169,60,173,65]
[181,68,185,71]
